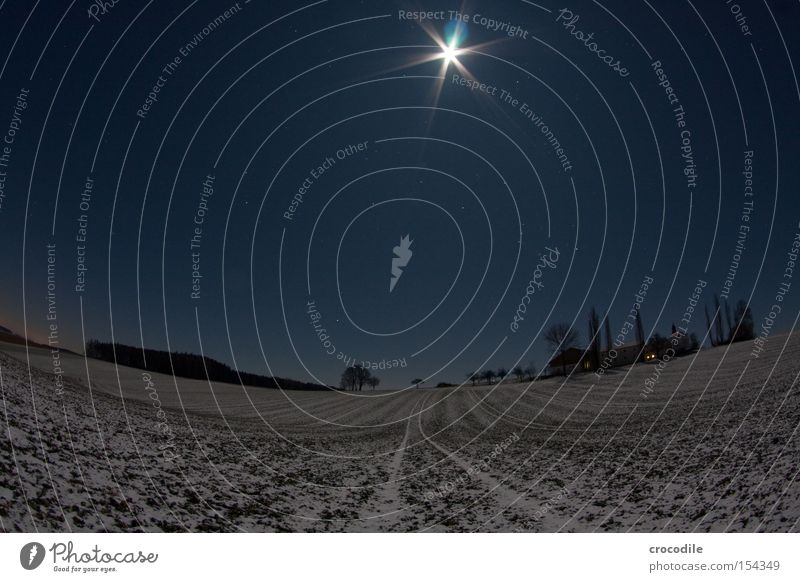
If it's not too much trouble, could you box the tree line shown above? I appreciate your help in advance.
[705,295,754,346]
[85,340,326,390]
[335,295,754,388]
[464,364,537,386]
[544,294,753,376]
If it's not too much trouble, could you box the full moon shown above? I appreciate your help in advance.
[441,43,461,64]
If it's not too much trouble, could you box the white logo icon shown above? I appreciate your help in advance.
[20,542,45,570]
[390,235,413,292]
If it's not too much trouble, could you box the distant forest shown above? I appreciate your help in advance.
[85,340,328,391]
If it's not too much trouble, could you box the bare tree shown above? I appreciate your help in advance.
[339,367,357,391]
[354,365,372,391]
[714,294,725,346]
[465,371,478,386]
[587,307,601,371]
[512,366,525,382]
[705,304,716,347]
[545,323,579,376]
[366,376,380,390]
[524,364,537,381]
[496,367,509,382]
[725,299,734,343]
[733,300,754,341]
[340,365,375,391]
[604,313,613,353]
[481,369,495,384]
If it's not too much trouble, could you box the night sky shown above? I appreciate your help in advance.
[0,0,798,389]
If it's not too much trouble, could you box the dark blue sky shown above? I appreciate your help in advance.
[0,0,798,388]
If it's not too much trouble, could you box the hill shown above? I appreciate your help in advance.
[84,339,327,391]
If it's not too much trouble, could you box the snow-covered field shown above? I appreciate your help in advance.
[1,334,799,532]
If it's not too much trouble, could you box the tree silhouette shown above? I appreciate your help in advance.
[512,366,525,382]
[705,304,716,347]
[733,300,754,341]
[366,376,381,390]
[340,365,376,391]
[465,371,478,386]
[604,314,613,353]
[714,294,725,346]
[704,296,752,346]
[647,333,670,359]
[725,300,734,342]
[587,307,601,371]
[524,364,537,381]
[496,367,509,382]
[411,378,423,389]
[355,365,372,391]
[545,323,579,376]
[339,367,356,390]
[481,369,495,384]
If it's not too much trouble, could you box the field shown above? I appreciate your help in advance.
[1,335,799,532]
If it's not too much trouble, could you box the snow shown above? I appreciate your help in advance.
[1,334,798,532]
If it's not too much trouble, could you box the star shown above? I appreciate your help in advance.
[440,41,462,66]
